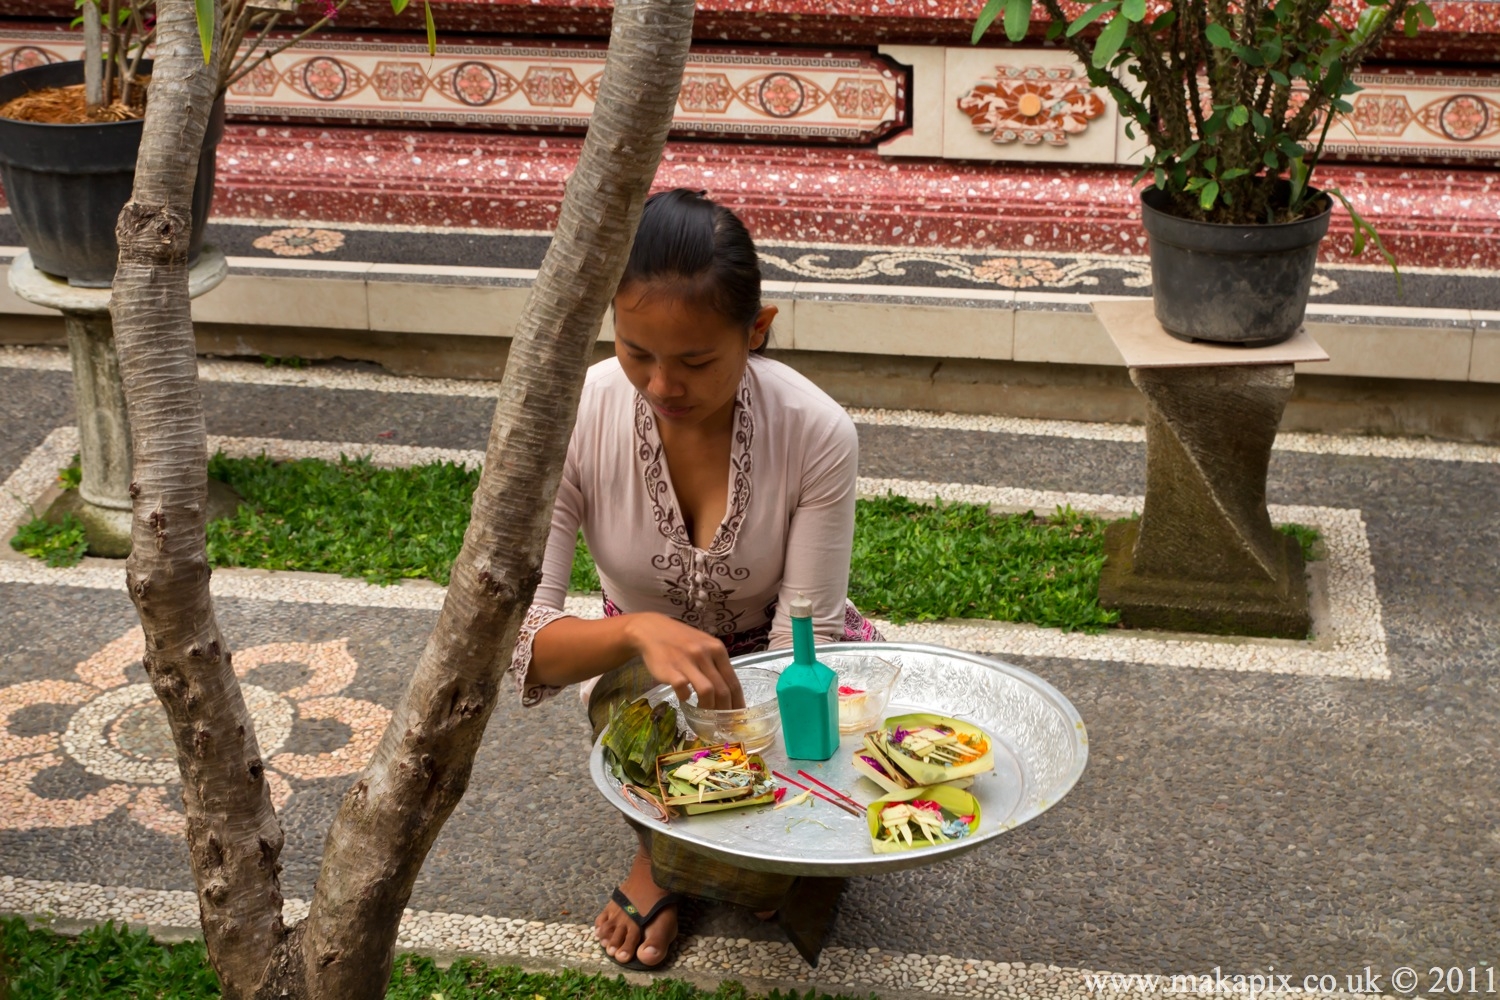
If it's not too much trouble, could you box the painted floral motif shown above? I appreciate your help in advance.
[252,227,346,257]
[521,67,582,107]
[828,77,893,120]
[679,72,736,114]
[1416,93,1500,142]
[971,257,1068,288]
[370,61,430,103]
[230,58,282,97]
[739,73,827,119]
[0,629,390,837]
[957,65,1105,146]
[758,248,1341,296]
[759,249,1150,289]
[0,46,63,73]
[1349,94,1413,136]
[433,62,518,107]
[287,56,367,102]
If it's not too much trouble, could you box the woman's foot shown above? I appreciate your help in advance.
[595,846,679,968]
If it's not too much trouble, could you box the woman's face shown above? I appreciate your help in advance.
[613,283,776,430]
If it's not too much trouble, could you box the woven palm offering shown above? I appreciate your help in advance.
[867,785,982,854]
[656,743,777,815]
[853,712,994,792]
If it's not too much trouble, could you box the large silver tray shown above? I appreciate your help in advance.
[588,642,1088,877]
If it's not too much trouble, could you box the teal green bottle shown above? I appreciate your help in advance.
[776,595,839,760]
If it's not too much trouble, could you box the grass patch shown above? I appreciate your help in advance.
[0,917,874,1000]
[206,454,478,586]
[8,512,87,568]
[850,496,1116,632]
[10,454,1324,634]
[1276,521,1321,563]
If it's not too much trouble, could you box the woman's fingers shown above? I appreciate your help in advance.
[667,675,694,706]
[684,657,731,710]
[708,645,746,710]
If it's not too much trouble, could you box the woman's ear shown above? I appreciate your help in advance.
[749,304,778,351]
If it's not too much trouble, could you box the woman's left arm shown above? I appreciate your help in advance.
[768,414,859,649]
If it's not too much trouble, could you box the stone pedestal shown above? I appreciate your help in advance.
[8,249,236,557]
[1092,300,1329,639]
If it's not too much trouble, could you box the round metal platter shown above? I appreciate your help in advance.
[588,641,1089,877]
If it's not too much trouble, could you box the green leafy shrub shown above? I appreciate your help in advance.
[9,513,88,568]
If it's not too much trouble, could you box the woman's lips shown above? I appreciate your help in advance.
[652,401,693,418]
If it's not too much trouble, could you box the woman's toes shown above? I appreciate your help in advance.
[612,919,643,962]
[634,908,677,967]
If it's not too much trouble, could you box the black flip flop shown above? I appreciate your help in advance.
[602,886,682,971]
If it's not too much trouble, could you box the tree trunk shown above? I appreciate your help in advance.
[108,3,289,998]
[106,0,696,997]
[296,2,695,993]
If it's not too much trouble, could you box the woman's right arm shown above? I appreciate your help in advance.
[531,613,744,709]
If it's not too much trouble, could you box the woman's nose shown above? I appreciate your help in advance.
[649,365,682,399]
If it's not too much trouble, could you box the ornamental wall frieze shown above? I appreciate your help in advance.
[881,44,1500,165]
[1,30,1494,163]
[0,32,904,144]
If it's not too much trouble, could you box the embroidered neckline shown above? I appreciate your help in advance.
[634,369,754,558]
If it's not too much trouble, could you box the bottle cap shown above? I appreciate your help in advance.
[789,594,813,619]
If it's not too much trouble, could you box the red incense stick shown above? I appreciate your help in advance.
[773,771,862,817]
[797,770,865,812]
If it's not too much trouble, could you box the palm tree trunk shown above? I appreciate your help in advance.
[107,2,289,998]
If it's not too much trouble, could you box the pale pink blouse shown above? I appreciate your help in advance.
[511,354,859,706]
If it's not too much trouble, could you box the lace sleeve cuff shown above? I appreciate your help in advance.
[511,604,573,707]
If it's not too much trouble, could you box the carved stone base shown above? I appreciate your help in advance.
[46,480,243,560]
[1098,362,1312,639]
[1100,520,1311,638]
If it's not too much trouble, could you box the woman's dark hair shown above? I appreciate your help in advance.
[619,188,768,353]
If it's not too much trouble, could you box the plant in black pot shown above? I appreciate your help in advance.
[0,0,434,287]
[973,0,1433,345]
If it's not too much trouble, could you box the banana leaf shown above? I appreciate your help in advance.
[602,697,681,790]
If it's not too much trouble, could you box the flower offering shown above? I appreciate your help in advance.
[656,743,778,815]
[867,785,982,854]
[851,712,995,793]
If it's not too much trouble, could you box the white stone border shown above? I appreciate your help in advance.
[0,873,1390,1000]
[2,431,1388,680]
[4,345,1494,463]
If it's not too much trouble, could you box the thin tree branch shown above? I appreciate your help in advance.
[223,12,281,89]
[224,0,353,91]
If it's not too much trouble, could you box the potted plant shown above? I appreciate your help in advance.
[973,0,1433,345]
[0,0,432,287]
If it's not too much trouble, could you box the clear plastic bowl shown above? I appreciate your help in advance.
[826,654,903,734]
[680,667,781,754]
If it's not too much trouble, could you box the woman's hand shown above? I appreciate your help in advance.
[626,613,745,710]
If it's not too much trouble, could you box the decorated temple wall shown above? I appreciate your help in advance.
[2,24,1498,166]
[4,0,1500,56]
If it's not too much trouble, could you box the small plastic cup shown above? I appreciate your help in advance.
[826,654,903,734]
[679,667,782,754]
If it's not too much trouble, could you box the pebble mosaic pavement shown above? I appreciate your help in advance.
[0,347,1496,997]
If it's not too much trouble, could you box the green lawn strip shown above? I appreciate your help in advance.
[11,454,1322,635]
[0,917,872,1000]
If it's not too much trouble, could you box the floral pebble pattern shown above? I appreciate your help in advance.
[251,227,346,257]
[0,628,390,837]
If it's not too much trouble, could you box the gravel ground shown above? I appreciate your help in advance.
[0,360,1495,987]
[0,368,71,482]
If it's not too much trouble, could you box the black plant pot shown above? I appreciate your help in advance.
[0,60,222,287]
[1140,186,1331,347]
